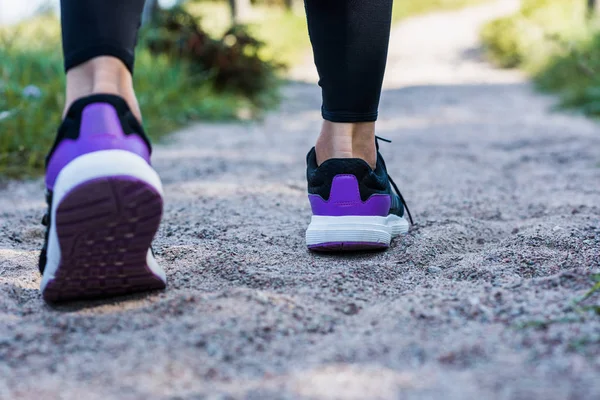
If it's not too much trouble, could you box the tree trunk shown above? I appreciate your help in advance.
[228,0,252,24]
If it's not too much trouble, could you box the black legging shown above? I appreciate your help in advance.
[61,0,393,123]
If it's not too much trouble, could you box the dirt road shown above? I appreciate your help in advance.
[1,1,599,398]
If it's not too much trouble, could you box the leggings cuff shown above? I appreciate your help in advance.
[322,108,378,123]
[64,43,135,73]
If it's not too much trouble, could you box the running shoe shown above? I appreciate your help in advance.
[305,137,413,251]
[39,94,166,302]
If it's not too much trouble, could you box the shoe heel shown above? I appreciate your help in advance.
[307,174,405,251]
[41,150,166,302]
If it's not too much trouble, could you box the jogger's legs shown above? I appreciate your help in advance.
[304,0,393,169]
[40,0,404,297]
[39,1,165,302]
[303,1,412,252]
[65,57,141,121]
[61,0,393,159]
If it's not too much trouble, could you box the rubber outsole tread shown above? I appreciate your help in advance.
[43,176,165,303]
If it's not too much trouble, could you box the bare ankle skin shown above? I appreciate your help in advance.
[64,56,142,121]
[314,121,377,169]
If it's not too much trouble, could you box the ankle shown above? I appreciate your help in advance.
[64,56,142,121]
[315,121,377,169]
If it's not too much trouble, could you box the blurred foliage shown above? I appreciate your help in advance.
[481,0,600,118]
[185,1,309,67]
[480,0,587,68]
[145,6,282,103]
[187,0,491,67]
[250,0,293,6]
[392,0,489,21]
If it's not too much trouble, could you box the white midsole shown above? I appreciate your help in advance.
[41,150,166,291]
[305,214,409,246]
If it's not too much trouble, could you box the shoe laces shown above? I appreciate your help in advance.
[376,136,414,225]
[41,190,52,227]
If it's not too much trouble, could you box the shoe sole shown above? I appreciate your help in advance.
[41,150,166,303]
[306,215,409,252]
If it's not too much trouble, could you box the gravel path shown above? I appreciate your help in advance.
[1,1,599,398]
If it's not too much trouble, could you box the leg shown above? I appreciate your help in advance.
[61,0,145,119]
[39,0,166,302]
[65,56,141,121]
[304,0,413,251]
[304,0,393,169]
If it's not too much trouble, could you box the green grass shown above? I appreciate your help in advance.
[513,273,599,353]
[481,0,600,118]
[513,317,584,331]
[579,274,600,303]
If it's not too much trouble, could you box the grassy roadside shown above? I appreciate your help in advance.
[0,15,263,178]
[0,45,255,178]
[1,0,489,179]
[480,0,600,117]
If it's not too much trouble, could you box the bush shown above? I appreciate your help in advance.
[145,6,282,105]
[538,33,600,116]
[481,16,526,68]
[480,0,600,117]
[481,0,585,70]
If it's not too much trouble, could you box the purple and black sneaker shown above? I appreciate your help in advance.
[306,137,413,251]
[39,94,166,302]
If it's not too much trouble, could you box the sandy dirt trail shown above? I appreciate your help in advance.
[1,1,599,398]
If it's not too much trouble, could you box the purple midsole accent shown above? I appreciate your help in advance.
[308,241,389,251]
[309,174,391,217]
[46,103,150,190]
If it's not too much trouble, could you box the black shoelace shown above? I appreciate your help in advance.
[376,136,414,225]
[41,190,52,227]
